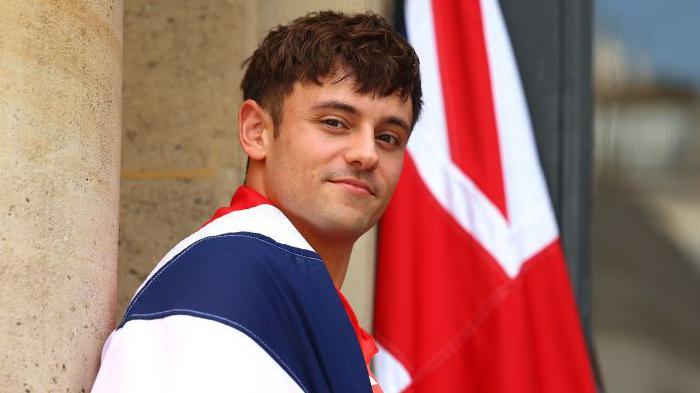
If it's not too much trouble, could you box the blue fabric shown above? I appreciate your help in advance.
[120,232,371,393]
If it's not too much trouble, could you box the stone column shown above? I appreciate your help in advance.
[0,1,123,392]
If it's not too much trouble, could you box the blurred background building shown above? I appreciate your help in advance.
[593,0,700,391]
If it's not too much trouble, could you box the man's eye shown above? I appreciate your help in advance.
[322,119,344,128]
[377,133,400,146]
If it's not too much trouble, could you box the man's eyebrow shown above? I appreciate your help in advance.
[311,100,358,114]
[312,100,411,132]
[385,116,411,133]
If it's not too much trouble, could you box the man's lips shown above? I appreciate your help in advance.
[328,178,375,195]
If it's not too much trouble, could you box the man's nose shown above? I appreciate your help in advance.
[344,128,379,171]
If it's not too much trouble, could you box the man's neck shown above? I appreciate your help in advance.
[243,178,355,288]
[292,223,355,288]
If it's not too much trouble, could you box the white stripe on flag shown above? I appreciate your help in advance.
[373,343,412,393]
[480,0,560,251]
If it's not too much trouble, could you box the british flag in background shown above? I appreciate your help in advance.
[372,0,597,392]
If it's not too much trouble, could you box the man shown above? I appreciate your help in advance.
[92,11,421,393]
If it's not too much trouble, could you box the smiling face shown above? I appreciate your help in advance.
[252,76,412,244]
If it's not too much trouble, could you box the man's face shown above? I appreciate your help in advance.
[262,76,412,242]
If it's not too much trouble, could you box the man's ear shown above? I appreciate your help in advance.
[238,99,273,161]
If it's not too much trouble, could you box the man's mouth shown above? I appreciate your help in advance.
[328,178,375,196]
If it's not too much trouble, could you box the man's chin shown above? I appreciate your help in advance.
[316,213,376,240]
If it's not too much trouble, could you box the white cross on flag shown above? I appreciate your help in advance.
[373,0,597,391]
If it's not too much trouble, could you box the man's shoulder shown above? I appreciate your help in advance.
[121,204,325,330]
[99,204,372,393]
[95,228,321,393]
[153,203,315,271]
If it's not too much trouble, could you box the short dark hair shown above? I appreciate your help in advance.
[241,11,422,134]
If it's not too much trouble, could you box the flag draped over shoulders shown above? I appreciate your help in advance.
[93,187,378,393]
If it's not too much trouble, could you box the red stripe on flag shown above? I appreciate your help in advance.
[402,241,596,393]
[375,156,509,376]
[430,0,508,218]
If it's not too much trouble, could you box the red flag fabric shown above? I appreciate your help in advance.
[372,0,597,392]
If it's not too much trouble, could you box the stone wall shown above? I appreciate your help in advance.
[0,1,123,391]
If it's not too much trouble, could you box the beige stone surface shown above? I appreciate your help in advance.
[256,0,391,39]
[346,226,378,329]
[0,1,123,391]
[118,0,253,319]
[118,0,391,329]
